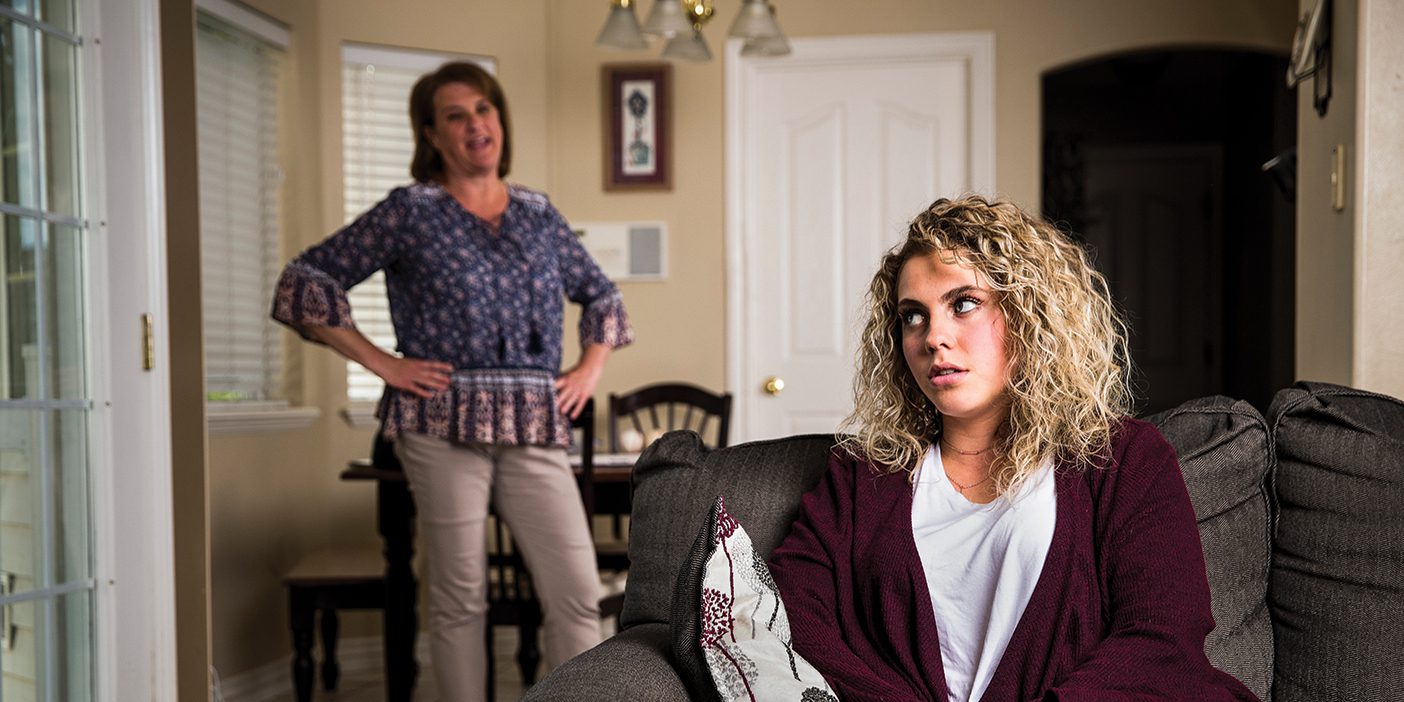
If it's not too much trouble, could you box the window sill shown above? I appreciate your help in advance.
[207,403,321,435]
[340,402,380,430]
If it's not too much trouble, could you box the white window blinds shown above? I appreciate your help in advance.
[339,44,494,402]
[196,12,286,402]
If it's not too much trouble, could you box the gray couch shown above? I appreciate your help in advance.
[526,382,1403,701]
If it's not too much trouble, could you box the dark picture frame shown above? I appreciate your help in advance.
[602,63,671,191]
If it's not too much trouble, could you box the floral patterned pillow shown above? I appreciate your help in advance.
[676,495,837,702]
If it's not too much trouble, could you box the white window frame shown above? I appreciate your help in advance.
[338,43,494,428]
[194,0,316,434]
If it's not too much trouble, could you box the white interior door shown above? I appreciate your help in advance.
[726,33,994,442]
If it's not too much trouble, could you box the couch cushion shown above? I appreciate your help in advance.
[1144,395,1274,701]
[1267,382,1404,702]
[620,431,836,630]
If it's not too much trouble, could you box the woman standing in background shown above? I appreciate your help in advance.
[272,61,632,700]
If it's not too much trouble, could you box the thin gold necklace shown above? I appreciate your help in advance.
[939,438,994,491]
[944,471,992,492]
[941,437,994,456]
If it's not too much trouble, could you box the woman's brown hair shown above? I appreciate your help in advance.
[408,61,512,181]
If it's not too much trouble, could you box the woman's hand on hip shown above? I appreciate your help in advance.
[556,344,612,419]
[302,326,451,399]
[555,362,601,419]
[375,355,454,398]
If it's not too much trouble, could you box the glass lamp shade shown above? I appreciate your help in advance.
[662,28,712,62]
[642,0,695,38]
[728,0,781,39]
[741,31,790,57]
[596,3,649,50]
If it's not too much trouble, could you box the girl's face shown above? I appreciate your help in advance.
[896,250,1012,430]
[424,82,502,179]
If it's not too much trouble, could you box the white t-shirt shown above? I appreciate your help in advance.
[910,446,1057,702]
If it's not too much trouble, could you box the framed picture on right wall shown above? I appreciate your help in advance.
[601,63,671,191]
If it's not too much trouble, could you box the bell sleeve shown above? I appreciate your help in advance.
[271,187,410,342]
[549,206,635,350]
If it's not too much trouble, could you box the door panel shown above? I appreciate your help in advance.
[732,35,992,442]
[785,106,845,357]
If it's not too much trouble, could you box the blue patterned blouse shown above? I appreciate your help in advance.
[272,182,634,447]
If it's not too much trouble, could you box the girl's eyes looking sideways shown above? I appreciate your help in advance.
[953,296,979,314]
[899,296,981,328]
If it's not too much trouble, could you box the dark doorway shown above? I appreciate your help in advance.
[1043,48,1296,414]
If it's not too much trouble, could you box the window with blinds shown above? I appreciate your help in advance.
[196,10,287,403]
[339,44,494,403]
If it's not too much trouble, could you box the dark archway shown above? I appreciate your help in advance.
[1042,48,1296,414]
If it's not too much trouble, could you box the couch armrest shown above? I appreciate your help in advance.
[523,623,690,701]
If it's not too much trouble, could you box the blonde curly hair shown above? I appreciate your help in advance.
[840,195,1132,495]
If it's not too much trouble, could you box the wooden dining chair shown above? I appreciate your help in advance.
[607,382,733,453]
[597,383,733,622]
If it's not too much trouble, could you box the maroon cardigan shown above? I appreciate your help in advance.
[768,419,1258,702]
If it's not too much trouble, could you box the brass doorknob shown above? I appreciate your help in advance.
[763,376,785,396]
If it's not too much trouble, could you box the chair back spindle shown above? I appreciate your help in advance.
[608,383,733,453]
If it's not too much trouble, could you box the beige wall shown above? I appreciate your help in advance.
[1295,0,1356,385]
[1352,0,1404,398]
[1294,0,1404,400]
[159,0,210,697]
[203,0,1298,680]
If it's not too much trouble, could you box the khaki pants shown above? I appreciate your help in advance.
[395,433,602,702]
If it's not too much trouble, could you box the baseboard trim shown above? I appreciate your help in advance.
[214,636,432,702]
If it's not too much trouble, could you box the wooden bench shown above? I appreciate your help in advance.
[284,548,387,702]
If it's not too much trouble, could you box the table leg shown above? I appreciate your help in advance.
[320,609,340,691]
[288,588,315,702]
[380,479,418,702]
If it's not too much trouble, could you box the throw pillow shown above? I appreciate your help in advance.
[673,495,837,702]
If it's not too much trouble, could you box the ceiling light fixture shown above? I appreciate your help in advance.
[596,0,790,62]
[727,0,782,40]
[739,3,790,56]
[596,0,649,50]
[641,0,695,39]
[662,0,715,62]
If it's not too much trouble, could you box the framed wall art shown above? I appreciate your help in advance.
[602,63,671,191]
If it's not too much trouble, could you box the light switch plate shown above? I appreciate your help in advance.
[1331,143,1346,212]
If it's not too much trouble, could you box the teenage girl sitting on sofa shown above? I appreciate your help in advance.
[768,195,1257,701]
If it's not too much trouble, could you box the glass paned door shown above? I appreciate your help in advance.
[0,1,93,700]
